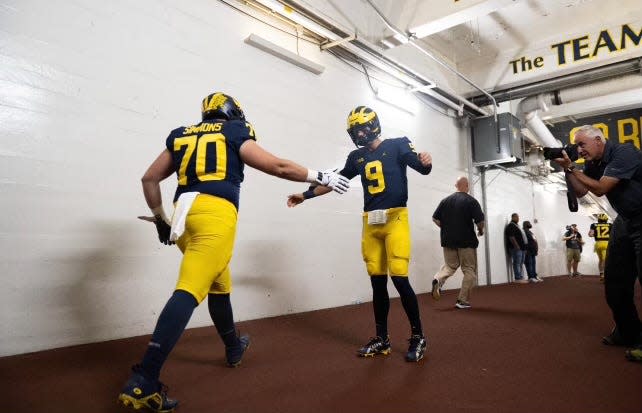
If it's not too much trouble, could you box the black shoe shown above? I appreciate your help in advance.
[431,279,441,301]
[601,328,641,347]
[405,334,427,362]
[226,334,250,367]
[357,336,391,357]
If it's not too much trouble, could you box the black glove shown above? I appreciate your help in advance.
[154,215,174,245]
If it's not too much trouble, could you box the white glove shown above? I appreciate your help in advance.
[317,170,350,194]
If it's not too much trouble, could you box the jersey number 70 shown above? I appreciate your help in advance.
[173,133,227,185]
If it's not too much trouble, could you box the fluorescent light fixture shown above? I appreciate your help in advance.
[409,0,516,39]
[410,81,436,93]
[375,84,418,116]
[392,33,409,45]
[244,33,325,75]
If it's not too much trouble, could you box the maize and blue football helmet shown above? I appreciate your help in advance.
[347,106,381,147]
[201,92,245,121]
[597,213,609,223]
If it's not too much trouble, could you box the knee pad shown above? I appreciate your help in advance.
[389,258,409,276]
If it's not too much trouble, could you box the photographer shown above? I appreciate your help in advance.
[562,224,583,277]
[553,125,642,362]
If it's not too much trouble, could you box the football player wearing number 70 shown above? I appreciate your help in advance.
[117,92,350,413]
[287,106,432,362]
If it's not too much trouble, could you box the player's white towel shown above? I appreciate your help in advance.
[170,192,199,241]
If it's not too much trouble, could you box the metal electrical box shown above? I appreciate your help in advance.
[471,113,524,166]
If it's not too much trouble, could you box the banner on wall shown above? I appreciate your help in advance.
[547,108,642,150]
[461,20,642,92]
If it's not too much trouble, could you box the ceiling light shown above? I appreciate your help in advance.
[244,33,325,75]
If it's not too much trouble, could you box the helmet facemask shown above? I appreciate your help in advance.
[346,106,381,147]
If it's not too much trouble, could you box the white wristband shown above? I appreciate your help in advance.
[306,169,320,183]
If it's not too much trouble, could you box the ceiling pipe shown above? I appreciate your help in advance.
[363,0,497,120]
[516,73,642,148]
[470,57,642,106]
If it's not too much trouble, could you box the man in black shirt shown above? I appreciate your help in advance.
[562,224,584,277]
[523,220,542,282]
[431,176,485,309]
[554,125,642,362]
[505,213,528,283]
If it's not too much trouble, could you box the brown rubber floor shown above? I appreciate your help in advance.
[2,275,641,413]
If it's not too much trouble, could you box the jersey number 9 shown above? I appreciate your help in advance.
[365,160,386,194]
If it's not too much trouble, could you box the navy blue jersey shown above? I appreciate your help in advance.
[340,137,431,211]
[590,222,611,241]
[166,119,256,209]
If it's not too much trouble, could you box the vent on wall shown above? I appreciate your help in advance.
[244,33,325,75]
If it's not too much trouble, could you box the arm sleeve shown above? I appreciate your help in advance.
[471,199,485,223]
[339,153,359,180]
[603,145,640,180]
[432,200,444,221]
[228,121,257,152]
[403,152,432,175]
[399,137,432,174]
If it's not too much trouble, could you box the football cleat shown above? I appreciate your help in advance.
[625,347,642,362]
[118,365,178,413]
[406,334,427,362]
[226,334,250,367]
[357,336,391,357]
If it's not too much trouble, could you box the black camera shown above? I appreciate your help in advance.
[543,143,579,161]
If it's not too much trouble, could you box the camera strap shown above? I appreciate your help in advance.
[565,174,578,212]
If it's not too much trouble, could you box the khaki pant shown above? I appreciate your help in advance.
[435,247,478,303]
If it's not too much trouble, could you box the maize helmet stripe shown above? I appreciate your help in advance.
[201,92,245,121]
[347,106,377,128]
[347,106,381,146]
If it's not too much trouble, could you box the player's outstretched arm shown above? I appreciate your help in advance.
[240,140,349,194]
[287,185,333,207]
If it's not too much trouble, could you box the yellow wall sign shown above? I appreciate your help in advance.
[510,24,641,75]
[547,109,641,162]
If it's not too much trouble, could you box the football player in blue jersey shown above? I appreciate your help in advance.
[287,106,433,362]
[117,92,350,413]
[588,213,612,282]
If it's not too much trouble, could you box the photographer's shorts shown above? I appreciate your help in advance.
[361,207,410,276]
[566,247,581,262]
[175,194,238,303]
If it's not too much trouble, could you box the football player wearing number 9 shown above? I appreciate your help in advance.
[117,92,350,412]
[288,106,433,362]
